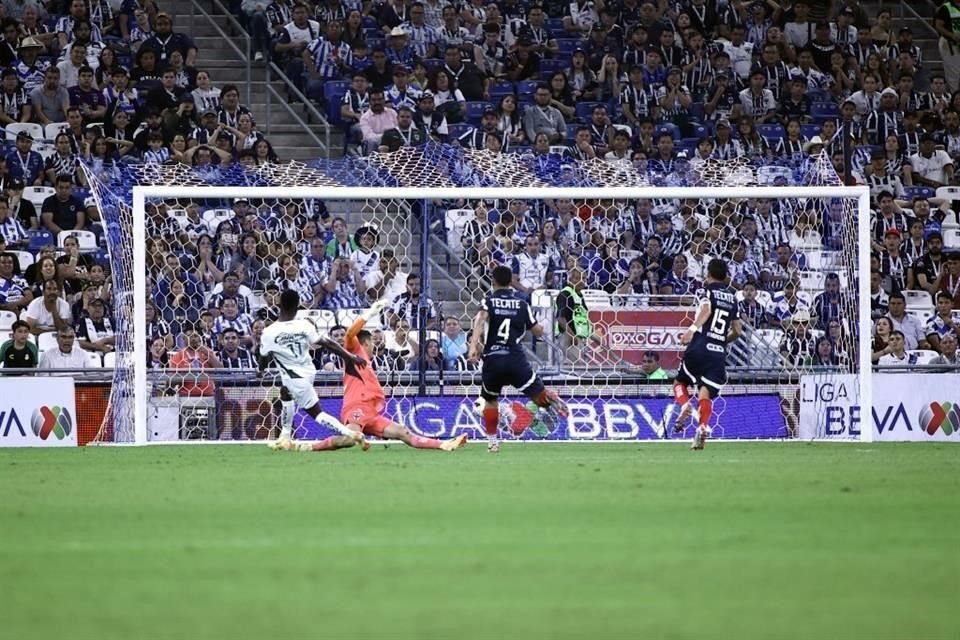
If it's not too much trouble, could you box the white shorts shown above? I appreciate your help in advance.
[281,375,319,410]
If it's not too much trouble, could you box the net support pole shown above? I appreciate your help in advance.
[132,188,148,445]
[417,198,430,396]
[857,189,873,443]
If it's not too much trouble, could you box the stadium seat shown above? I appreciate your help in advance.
[58,229,97,251]
[444,208,474,254]
[447,123,470,140]
[549,145,569,155]
[565,123,577,142]
[202,208,234,234]
[756,124,784,139]
[0,309,16,332]
[103,351,116,368]
[85,351,103,367]
[935,186,960,201]
[43,122,69,141]
[575,101,600,122]
[904,186,934,200]
[34,142,55,161]
[295,309,336,329]
[5,122,43,141]
[754,328,785,348]
[27,229,53,252]
[22,186,54,209]
[516,80,538,96]
[943,228,960,249]
[800,124,820,140]
[556,39,580,55]
[323,80,349,101]
[36,331,57,354]
[581,289,611,309]
[909,349,939,365]
[10,249,33,270]
[538,60,564,76]
[811,102,839,119]
[464,101,494,123]
[903,289,934,311]
[489,81,515,98]
[422,58,443,71]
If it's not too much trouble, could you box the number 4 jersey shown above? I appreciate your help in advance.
[482,289,538,357]
[693,282,739,354]
[260,317,322,379]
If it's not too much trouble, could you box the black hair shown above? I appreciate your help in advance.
[11,319,28,332]
[492,265,513,287]
[357,329,372,343]
[279,288,300,314]
[888,292,905,303]
[707,258,728,281]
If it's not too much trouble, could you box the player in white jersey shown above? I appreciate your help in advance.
[260,289,368,448]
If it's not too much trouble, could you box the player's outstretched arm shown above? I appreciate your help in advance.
[317,335,367,368]
[345,298,390,349]
[468,309,487,360]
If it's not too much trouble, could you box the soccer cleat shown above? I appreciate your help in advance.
[487,440,500,453]
[441,434,468,451]
[544,389,569,418]
[269,437,295,451]
[690,426,711,450]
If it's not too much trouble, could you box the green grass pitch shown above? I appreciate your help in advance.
[0,442,956,640]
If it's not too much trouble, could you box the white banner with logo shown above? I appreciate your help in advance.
[799,373,862,439]
[0,378,77,447]
[873,374,960,442]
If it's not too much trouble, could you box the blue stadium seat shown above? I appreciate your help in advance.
[691,123,707,138]
[517,80,539,96]
[905,186,935,200]
[548,17,565,32]
[575,101,600,121]
[565,123,578,142]
[489,81,515,98]
[465,101,494,123]
[801,124,820,139]
[28,230,53,252]
[556,39,581,56]
[367,37,384,51]
[324,80,349,101]
[422,58,443,71]
[539,59,565,76]
[326,94,342,124]
[362,15,378,29]
[654,124,680,140]
[448,123,471,140]
[757,124,784,139]
[811,102,839,119]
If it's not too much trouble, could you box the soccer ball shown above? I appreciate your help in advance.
[472,397,485,415]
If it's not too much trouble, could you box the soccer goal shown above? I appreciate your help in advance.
[83,148,872,445]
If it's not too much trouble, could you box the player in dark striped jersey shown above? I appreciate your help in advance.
[669,258,743,450]
[467,265,567,452]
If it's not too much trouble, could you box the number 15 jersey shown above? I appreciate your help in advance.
[260,317,321,379]
[692,282,739,354]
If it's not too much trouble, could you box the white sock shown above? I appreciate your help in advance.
[280,400,295,439]
[313,411,351,437]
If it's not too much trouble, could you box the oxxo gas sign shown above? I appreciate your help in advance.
[801,373,960,442]
[0,378,77,447]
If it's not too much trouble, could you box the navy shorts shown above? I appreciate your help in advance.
[676,344,727,399]
[480,355,545,401]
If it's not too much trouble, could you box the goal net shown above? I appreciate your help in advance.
[83,145,871,444]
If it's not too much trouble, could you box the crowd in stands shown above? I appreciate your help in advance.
[1,0,960,373]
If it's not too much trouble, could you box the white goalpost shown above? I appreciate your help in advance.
[108,183,873,446]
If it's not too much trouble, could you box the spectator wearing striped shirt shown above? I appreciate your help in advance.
[738,282,770,328]
[219,327,257,368]
[386,272,437,329]
[75,297,115,353]
[402,3,440,58]
[0,196,28,249]
[303,20,353,102]
[0,252,32,313]
[812,273,843,330]
[322,254,367,310]
[213,297,254,348]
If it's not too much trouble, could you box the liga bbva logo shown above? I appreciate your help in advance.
[918,402,960,437]
[30,406,73,441]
